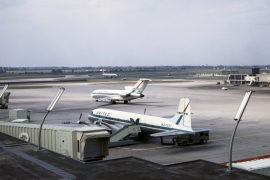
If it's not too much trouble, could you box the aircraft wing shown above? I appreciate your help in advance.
[151,128,212,137]
[162,115,174,119]
[151,130,194,137]
[95,96,124,101]
[192,128,212,132]
[94,97,111,101]
[109,96,124,100]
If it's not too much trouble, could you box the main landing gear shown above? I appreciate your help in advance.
[111,100,116,104]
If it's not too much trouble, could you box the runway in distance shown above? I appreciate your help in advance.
[88,98,209,136]
[100,69,120,78]
[91,79,151,104]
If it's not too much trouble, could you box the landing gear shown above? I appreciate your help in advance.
[138,133,150,140]
[111,100,116,104]
[182,141,187,146]
[96,100,98,102]
[199,139,204,144]
[0,104,7,109]
[124,100,128,104]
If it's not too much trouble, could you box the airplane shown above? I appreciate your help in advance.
[88,98,209,137]
[221,87,228,90]
[100,69,120,78]
[91,79,151,104]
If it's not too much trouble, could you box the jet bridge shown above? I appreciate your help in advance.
[0,122,110,162]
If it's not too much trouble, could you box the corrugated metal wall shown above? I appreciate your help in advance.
[0,122,110,161]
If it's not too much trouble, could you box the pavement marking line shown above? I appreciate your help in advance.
[125,132,270,151]
[211,132,270,142]
[128,146,170,151]
[0,143,76,180]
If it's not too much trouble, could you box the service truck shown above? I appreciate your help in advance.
[175,130,209,146]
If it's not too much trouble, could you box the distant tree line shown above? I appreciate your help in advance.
[1,65,269,75]
[51,69,62,73]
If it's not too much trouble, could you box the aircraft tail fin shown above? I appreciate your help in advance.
[132,79,151,94]
[169,98,192,128]
[100,69,105,74]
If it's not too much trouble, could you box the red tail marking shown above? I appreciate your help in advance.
[136,81,143,89]
[183,102,190,112]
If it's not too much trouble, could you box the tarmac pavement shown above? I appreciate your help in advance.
[0,80,270,166]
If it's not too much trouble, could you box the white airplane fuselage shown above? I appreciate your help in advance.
[91,90,143,102]
[102,73,119,78]
[88,108,193,134]
[100,69,119,78]
[89,98,210,137]
[91,79,151,103]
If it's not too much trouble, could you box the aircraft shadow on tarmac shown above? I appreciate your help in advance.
[161,142,224,152]
[97,102,165,108]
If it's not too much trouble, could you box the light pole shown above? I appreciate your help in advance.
[227,90,254,172]
[36,87,65,151]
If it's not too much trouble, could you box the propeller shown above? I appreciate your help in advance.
[130,118,135,125]
[135,118,140,125]
[77,113,83,124]
[130,118,140,125]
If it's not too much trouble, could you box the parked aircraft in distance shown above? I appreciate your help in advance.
[91,79,151,104]
[88,98,210,136]
[100,69,120,78]
[221,87,228,90]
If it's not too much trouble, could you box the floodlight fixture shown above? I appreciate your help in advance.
[227,90,254,172]
[234,91,253,121]
[0,84,8,99]
[36,87,65,151]
[47,87,65,111]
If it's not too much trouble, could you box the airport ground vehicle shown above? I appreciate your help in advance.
[174,131,209,146]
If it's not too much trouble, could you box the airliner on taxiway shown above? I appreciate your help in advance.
[91,79,151,104]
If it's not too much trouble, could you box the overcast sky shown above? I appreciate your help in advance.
[1,1,270,67]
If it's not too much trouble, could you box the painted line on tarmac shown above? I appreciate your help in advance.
[116,132,270,152]
[119,132,270,151]
[211,132,270,142]
[132,147,168,151]
[119,146,171,151]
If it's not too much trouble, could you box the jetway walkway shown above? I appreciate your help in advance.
[0,122,110,162]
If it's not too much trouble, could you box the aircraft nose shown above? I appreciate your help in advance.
[140,94,144,97]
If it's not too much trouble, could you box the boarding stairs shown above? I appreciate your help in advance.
[109,124,141,147]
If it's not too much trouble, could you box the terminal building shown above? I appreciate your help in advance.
[227,67,270,87]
